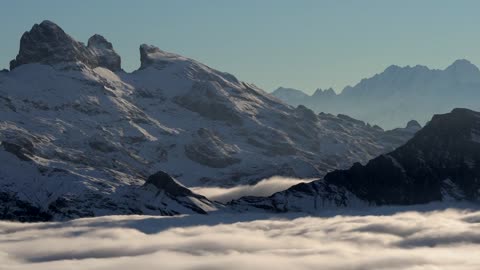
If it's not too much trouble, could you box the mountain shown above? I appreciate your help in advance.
[10,20,122,71]
[0,156,220,221]
[0,21,418,221]
[230,108,480,212]
[272,60,480,129]
[270,87,309,101]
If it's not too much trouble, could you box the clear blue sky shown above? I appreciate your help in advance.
[1,0,479,93]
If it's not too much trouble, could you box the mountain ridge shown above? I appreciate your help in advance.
[0,20,418,220]
[230,108,480,212]
[272,60,480,129]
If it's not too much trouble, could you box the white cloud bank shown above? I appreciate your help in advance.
[1,205,480,270]
[192,176,314,203]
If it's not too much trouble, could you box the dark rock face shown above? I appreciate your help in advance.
[231,108,480,212]
[143,171,217,215]
[139,44,160,69]
[10,20,98,70]
[0,192,52,222]
[10,20,121,71]
[144,171,195,197]
[377,120,422,148]
[139,44,179,70]
[295,105,318,122]
[87,34,121,71]
[324,108,480,204]
[1,141,34,161]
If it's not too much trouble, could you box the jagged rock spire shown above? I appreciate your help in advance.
[87,34,121,71]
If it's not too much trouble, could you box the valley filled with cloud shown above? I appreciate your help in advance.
[192,176,314,203]
[2,204,480,270]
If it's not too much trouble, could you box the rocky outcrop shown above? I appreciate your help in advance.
[87,34,121,71]
[184,128,240,168]
[143,171,219,215]
[10,20,121,71]
[144,171,196,197]
[10,20,97,70]
[139,44,180,70]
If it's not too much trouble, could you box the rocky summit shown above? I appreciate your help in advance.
[87,34,122,71]
[10,20,121,71]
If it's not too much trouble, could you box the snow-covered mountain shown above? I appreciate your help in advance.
[272,60,480,129]
[0,21,418,221]
[230,108,480,213]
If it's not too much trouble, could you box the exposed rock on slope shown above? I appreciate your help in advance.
[0,142,220,220]
[143,171,217,214]
[87,34,122,71]
[231,108,480,212]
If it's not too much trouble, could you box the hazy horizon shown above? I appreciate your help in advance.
[2,0,480,94]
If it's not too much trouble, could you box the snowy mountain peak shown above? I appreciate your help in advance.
[139,44,185,70]
[87,34,121,71]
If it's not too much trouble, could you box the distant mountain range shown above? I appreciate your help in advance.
[0,21,418,220]
[272,60,480,129]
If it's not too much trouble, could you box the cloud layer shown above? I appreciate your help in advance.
[1,205,480,270]
[192,176,314,203]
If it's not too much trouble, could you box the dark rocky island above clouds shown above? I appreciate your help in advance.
[231,108,480,212]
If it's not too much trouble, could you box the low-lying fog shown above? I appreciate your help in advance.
[192,176,315,203]
[2,203,480,270]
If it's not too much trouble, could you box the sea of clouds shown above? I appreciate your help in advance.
[2,204,480,270]
[192,176,314,203]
